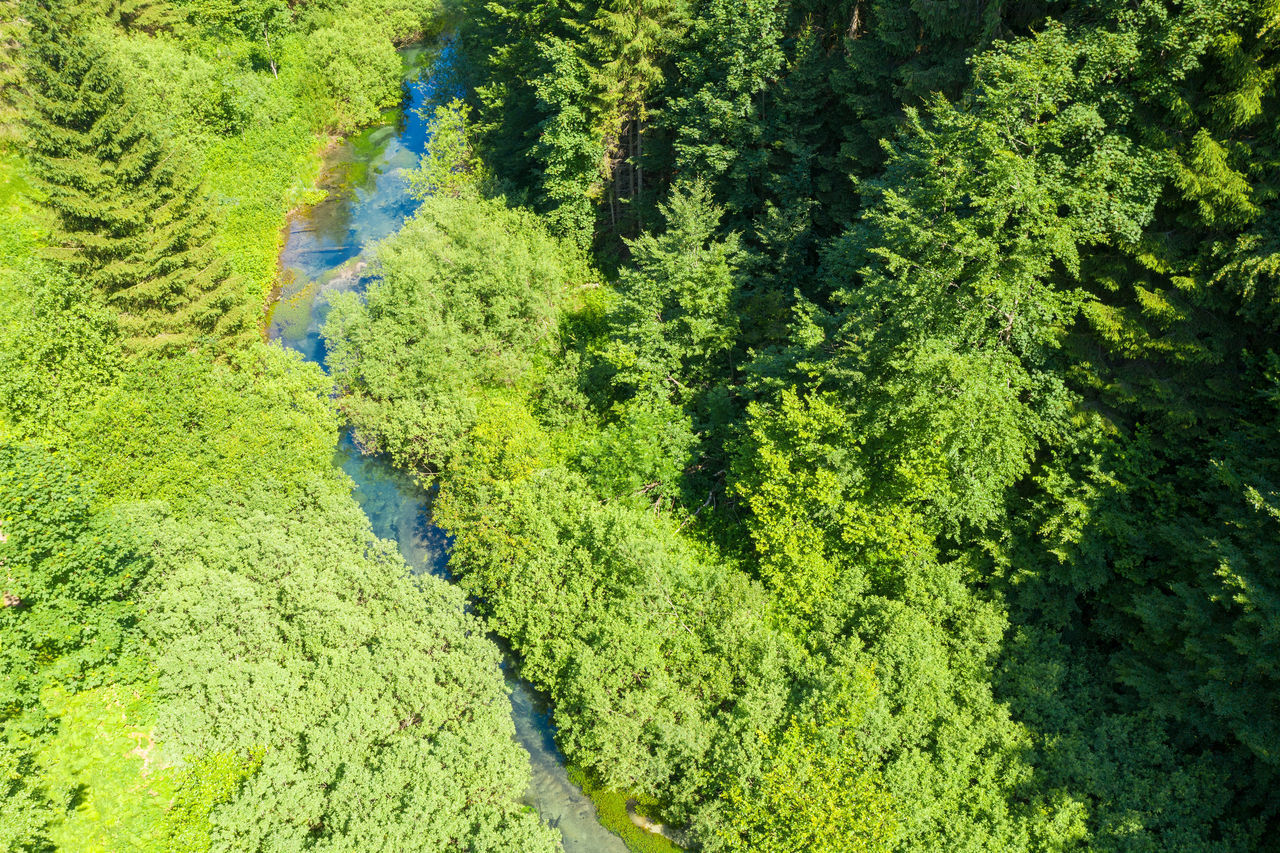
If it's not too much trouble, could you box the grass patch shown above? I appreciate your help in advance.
[36,683,174,853]
[566,765,685,853]
[202,113,328,306]
[0,152,44,302]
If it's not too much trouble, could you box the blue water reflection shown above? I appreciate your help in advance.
[265,42,631,853]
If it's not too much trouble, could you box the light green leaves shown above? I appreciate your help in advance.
[325,195,587,475]
[408,98,490,200]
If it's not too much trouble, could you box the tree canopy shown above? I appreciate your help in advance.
[8,0,1280,850]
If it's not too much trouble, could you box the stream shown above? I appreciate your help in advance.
[265,42,631,853]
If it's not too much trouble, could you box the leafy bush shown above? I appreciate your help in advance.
[140,482,559,851]
[305,17,402,132]
[325,194,589,473]
[69,345,338,513]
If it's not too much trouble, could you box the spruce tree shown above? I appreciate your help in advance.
[0,0,24,147]
[584,0,683,124]
[102,0,185,35]
[581,0,685,221]
[21,0,248,354]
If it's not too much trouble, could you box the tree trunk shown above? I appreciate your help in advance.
[628,117,636,201]
[636,115,643,200]
[264,24,278,79]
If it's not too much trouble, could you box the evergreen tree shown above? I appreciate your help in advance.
[600,180,739,399]
[21,0,248,354]
[529,36,608,247]
[584,0,684,125]
[581,0,685,227]
[0,0,24,147]
[660,0,783,209]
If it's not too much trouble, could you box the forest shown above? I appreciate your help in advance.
[3,0,1279,851]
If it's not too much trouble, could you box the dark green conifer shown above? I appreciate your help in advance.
[21,0,248,354]
[0,0,25,147]
[102,0,185,35]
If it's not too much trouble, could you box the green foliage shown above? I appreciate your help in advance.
[577,394,696,504]
[431,399,799,840]
[10,0,1280,849]
[0,747,49,851]
[714,675,896,853]
[305,16,402,132]
[21,0,250,353]
[529,36,607,247]
[0,265,121,439]
[0,5,574,852]
[0,443,151,851]
[408,98,489,199]
[294,0,443,43]
[0,237,555,851]
[426,1,1280,850]
[731,390,888,615]
[582,0,685,125]
[0,279,555,851]
[200,111,326,298]
[36,684,172,852]
[783,4,1279,849]
[113,33,258,140]
[0,0,26,149]
[729,388,1052,849]
[325,194,589,473]
[181,0,289,48]
[0,444,147,724]
[660,0,782,201]
[598,180,738,399]
[457,0,684,243]
[163,748,264,853]
[69,345,338,513]
[102,0,187,35]
[139,482,560,851]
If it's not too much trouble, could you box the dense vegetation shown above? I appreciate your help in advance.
[7,0,1280,850]
[323,0,1280,850]
[1,1,556,850]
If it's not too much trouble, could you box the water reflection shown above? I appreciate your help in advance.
[268,43,444,363]
[267,40,630,853]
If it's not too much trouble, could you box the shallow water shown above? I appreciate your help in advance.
[265,43,629,853]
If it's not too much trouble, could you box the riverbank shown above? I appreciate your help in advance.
[254,43,442,333]
[567,766,686,853]
[265,41,645,853]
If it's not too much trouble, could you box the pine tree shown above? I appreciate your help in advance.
[601,180,739,399]
[21,0,248,354]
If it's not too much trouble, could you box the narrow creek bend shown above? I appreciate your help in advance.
[265,43,631,853]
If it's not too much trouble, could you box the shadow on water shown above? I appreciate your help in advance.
[266,39,630,853]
